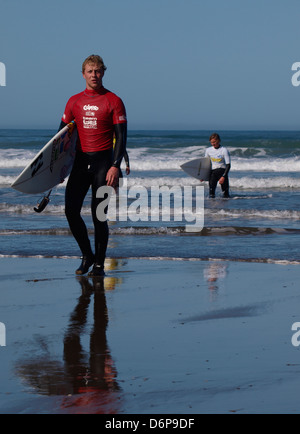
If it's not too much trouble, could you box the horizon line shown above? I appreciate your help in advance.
[1,126,300,132]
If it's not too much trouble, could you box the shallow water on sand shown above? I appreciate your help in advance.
[0,258,300,414]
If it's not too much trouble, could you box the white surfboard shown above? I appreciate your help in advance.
[11,121,77,194]
[181,157,212,181]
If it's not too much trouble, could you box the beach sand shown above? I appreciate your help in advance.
[0,257,300,414]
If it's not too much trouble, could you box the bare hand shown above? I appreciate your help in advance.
[219,176,225,185]
[106,167,119,188]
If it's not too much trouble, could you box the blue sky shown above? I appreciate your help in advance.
[1,0,300,130]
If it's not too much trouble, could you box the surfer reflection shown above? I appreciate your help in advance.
[15,276,122,414]
[203,263,228,299]
[61,276,121,413]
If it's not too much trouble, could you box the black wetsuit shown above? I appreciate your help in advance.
[65,148,112,266]
[60,121,127,267]
[209,166,230,198]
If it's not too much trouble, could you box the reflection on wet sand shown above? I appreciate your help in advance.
[203,262,228,300]
[16,275,122,414]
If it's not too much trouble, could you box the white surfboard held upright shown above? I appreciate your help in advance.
[11,122,77,194]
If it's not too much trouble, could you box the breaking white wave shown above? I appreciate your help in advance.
[0,175,16,186]
[205,208,300,220]
[0,148,35,168]
[231,156,300,173]
[3,173,300,191]
[129,155,300,173]
[2,146,300,174]
[230,176,300,190]
[126,176,300,190]
[0,201,299,222]
[2,175,300,191]
[0,225,299,237]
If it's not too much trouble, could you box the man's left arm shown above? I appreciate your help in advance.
[106,123,127,187]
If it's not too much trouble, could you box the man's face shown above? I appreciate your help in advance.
[210,138,221,149]
[83,63,104,90]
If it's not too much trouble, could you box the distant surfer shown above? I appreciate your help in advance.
[204,133,231,198]
[59,55,128,277]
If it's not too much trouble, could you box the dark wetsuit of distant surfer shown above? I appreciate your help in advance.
[59,55,127,277]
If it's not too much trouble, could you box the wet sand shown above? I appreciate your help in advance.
[0,257,300,414]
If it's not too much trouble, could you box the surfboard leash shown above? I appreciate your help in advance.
[33,190,52,213]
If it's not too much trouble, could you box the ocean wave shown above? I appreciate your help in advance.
[126,176,300,190]
[0,176,69,189]
[1,200,299,222]
[125,176,300,190]
[206,208,300,220]
[125,155,300,173]
[2,145,300,174]
[106,226,300,236]
[0,202,83,216]
[230,176,300,189]
[1,226,299,237]
[0,148,36,168]
[0,203,70,215]
[232,157,300,173]
[4,174,300,191]
[0,158,33,169]
[0,175,16,186]
[0,228,71,236]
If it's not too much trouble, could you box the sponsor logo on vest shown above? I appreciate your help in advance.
[83,104,99,111]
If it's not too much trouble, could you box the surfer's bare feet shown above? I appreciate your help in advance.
[76,255,95,275]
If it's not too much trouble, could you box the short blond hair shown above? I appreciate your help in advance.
[209,133,221,142]
[82,54,107,73]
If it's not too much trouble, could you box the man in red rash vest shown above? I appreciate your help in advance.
[59,55,127,277]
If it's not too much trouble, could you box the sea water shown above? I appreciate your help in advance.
[0,129,300,263]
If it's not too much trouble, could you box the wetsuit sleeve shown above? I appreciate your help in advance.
[58,120,67,132]
[224,148,231,165]
[124,150,130,167]
[112,123,127,169]
[223,148,231,177]
[223,164,231,178]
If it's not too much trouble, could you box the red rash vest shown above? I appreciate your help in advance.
[62,87,127,153]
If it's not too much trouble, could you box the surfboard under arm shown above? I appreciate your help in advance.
[11,121,77,194]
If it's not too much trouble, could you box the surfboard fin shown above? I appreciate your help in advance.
[34,190,52,213]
